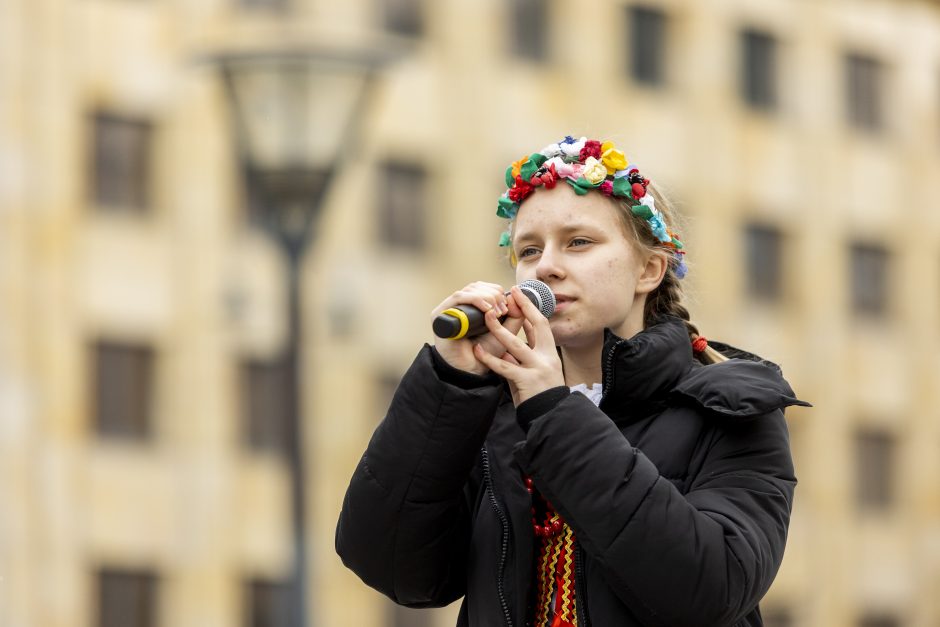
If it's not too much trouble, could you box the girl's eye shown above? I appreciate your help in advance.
[518,247,540,258]
[570,238,592,247]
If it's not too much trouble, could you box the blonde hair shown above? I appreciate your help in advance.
[507,184,728,365]
[614,185,727,364]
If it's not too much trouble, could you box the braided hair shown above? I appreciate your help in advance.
[618,186,727,365]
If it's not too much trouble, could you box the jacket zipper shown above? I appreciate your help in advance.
[600,337,626,406]
[574,541,592,627]
[579,337,621,626]
[481,446,515,627]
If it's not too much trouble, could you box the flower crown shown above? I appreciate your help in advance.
[496,135,687,278]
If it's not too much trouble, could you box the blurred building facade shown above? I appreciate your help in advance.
[2,0,940,626]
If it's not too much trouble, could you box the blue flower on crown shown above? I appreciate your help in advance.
[648,212,670,243]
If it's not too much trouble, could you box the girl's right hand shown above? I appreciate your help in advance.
[431,281,525,375]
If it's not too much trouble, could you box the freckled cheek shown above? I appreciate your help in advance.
[590,261,638,312]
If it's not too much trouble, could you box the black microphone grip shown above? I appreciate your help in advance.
[432,303,506,340]
[432,281,555,340]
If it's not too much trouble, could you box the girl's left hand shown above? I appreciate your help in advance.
[472,286,565,406]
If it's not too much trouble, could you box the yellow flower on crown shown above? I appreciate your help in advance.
[601,141,628,175]
[511,155,529,180]
[582,157,607,184]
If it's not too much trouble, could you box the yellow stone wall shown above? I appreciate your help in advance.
[2,0,939,626]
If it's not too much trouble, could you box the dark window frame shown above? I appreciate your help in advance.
[379,0,424,38]
[858,612,902,627]
[743,222,784,302]
[89,111,154,212]
[388,601,432,627]
[849,241,890,318]
[96,568,159,627]
[374,370,402,423]
[508,0,549,63]
[626,5,667,86]
[236,0,290,11]
[244,578,290,627]
[740,28,778,111]
[240,357,292,456]
[845,52,886,132]
[376,159,429,252]
[854,427,897,512]
[92,340,155,442]
[761,605,794,627]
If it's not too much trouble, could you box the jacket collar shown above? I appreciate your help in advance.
[599,316,694,420]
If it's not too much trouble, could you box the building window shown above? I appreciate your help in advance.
[241,359,291,455]
[377,160,428,251]
[855,428,896,512]
[858,613,900,627]
[90,112,153,212]
[762,605,794,627]
[388,602,431,627]
[626,6,667,86]
[244,579,290,627]
[96,569,158,627]
[744,223,783,302]
[845,53,885,131]
[375,370,401,418]
[93,341,154,441]
[849,242,890,317]
[237,0,288,10]
[379,0,423,38]
[509,0,548,62]
[740,28,778,110]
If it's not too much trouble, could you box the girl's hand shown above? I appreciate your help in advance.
[431,282,525,375]
[472,286,565,405]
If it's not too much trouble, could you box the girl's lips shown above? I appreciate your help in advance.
[553,296,575,312]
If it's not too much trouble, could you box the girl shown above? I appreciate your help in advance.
[336,136,810,626]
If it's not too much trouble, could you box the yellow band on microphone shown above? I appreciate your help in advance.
[441,308,470,339]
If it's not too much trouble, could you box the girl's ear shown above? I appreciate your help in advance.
[635,250,669,295]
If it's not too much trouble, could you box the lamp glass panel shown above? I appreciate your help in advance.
[228,59,371,172]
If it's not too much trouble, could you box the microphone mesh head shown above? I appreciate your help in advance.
[518,280,556,318]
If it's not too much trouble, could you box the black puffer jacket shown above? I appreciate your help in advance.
[336,317,810,626]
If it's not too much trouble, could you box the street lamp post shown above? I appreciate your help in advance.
[211,45,397,627]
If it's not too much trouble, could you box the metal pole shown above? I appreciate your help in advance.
[284,245,308,627]
[214,52,396,627]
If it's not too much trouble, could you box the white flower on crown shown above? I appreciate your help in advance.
[559,137,587,159]
[540,143,563,159]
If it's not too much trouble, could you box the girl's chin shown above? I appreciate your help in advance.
[548,322,604,349]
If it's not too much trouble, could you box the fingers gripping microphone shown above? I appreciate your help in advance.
[433,280,556,340]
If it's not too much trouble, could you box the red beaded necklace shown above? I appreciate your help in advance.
[524,475,565,537]
[524,474,578,627]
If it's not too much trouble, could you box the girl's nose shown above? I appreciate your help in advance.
[535,247,565,282]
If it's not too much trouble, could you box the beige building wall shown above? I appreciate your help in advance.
[2,0,940,626]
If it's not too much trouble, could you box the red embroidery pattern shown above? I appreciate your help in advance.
[526,475,578,627]
[534,522,578,627]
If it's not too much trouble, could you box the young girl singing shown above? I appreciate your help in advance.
[336,135,810,626]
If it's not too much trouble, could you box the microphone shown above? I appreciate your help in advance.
[433,280,556,340]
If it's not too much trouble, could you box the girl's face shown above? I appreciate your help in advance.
[512,184,665,348]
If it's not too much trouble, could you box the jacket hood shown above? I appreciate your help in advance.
[673,341,812,420]
[600,316,811,422]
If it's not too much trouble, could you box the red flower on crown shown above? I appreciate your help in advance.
[579,140,602,161]
[530,163,559,189]
[508,176,535,203]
